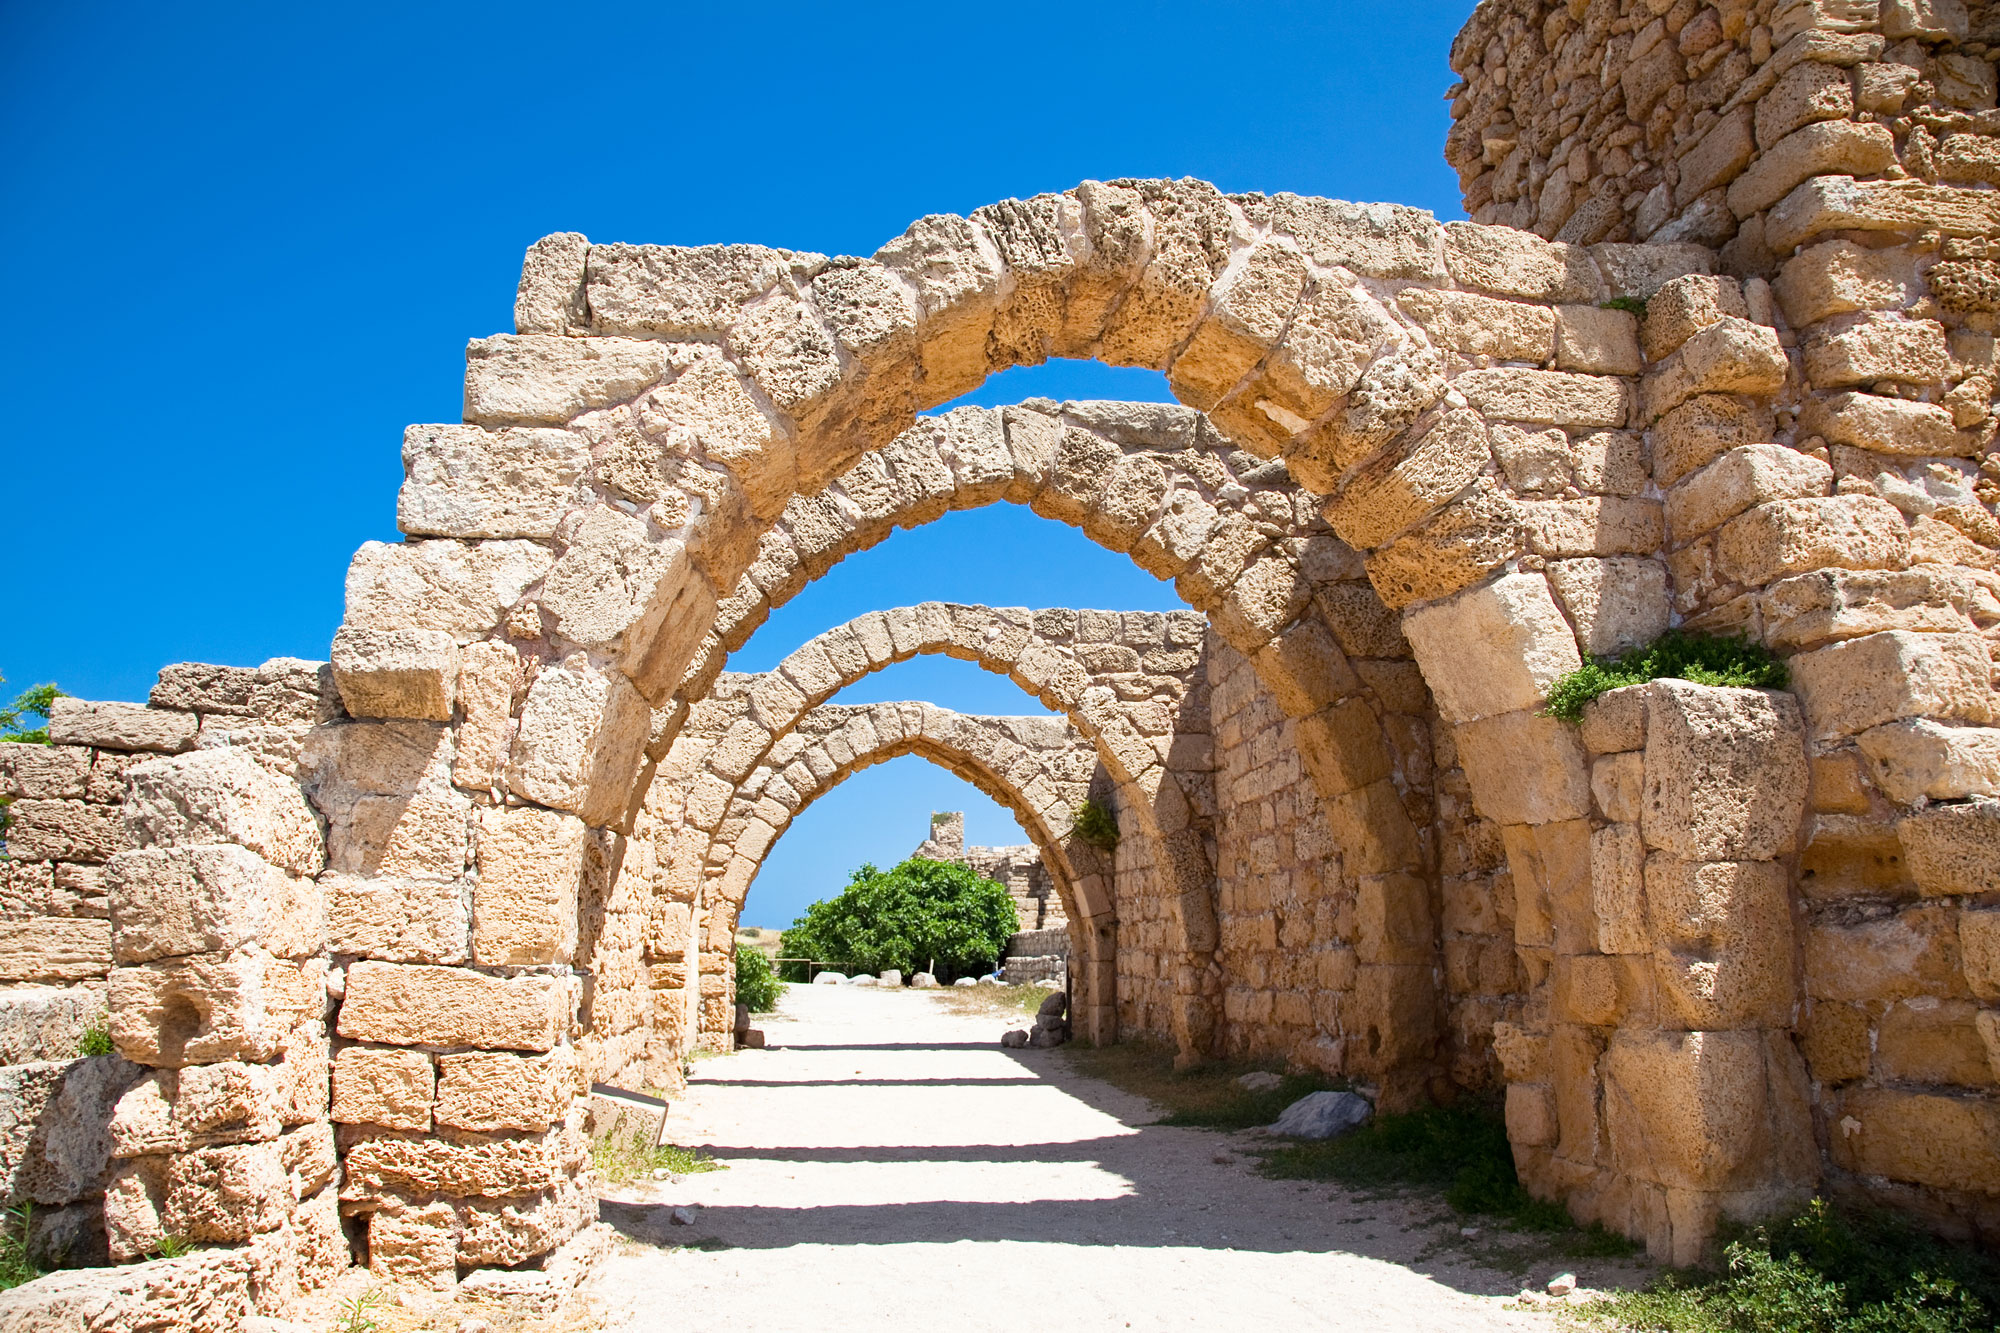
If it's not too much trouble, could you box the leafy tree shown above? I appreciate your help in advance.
[734,944,784,1012]
[0,674,61,746]
[779,857,1018,983]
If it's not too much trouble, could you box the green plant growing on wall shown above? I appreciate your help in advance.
[1070,797,1120,851]
[779,857,1017,983]
[734,944,784,1012]
[0,674,61,746]
[1541,630,1788,724]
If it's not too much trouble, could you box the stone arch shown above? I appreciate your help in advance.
[689,701,1115,1038]
[651,602,1212,1052]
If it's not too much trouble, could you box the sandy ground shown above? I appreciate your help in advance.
[587,985,1619,1332]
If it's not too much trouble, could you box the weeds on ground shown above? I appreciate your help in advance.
[1540,630,1787,723]
[734,944,785,1013]
[590,1131,726,1184]
[1061,1040,1344,1131]
[1257,1100,1634,1257]
[1575,1198,2000,1332]
[933,981,1056,1020]
[1,1204,38,1292]
[333,1286,387,1333]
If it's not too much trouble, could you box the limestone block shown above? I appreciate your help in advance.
[106,845,320,964]
[0,984,108,1065]
[1675,106,1755,209]
[124,748,324,877]
[1884,0,1970,38]
[324,872,470,965]
[1802,1000,1872,1084]
[1729,121,1897,219]
[1442,222,1603,303]
[1504,1083,1559,1148]
[1453,368,1628,428]
[156,1062,284,1151]
[1639,681,1808,860]
[343,538,553,642]
[0,744,89,800]
[1645,857,1795,1028]
[433,1050,574,1132]
[1857,719,2000,804]
[1589,242,1713,301]
[1875,998,1992,1085]
[1963,910,2000,999]
[585,241,814,339]
[1395,289,1554,361]
[0,800,122,865]
[338,961,567,1051]
[147,664,256,718]
[1460,712,1591,827]
[396,423,589,542]
[1763,566,1992,652]
[1592,822,1650,954]
[1652,395,1777,488]
[1806,903,1965,1002]
[0,919,112,984]
[1641,318,1788,420]
[1602,1029,1816,1195]
[1667,444,1832,543]
[1900,801,2000,895]
[1292,699,1393,798]
[1362,479,1525,609]
[463,334,670,426]
[0,1054,137,1206]
[1715,494,1910,589]
[1522,496,1664,558]
[1803,315,1952,390]
[473,805,584,967]
[513,232,588,335]
[455,1170,595,1269]
[1592,754,1645,825]
[1320,408,1490,548]
[108,952,321,1067]
[341,1121,582,1201]
[504,658,652,825]
[1168,239,1309,409]
[160,1140,289,1241]
[1555,305,1641,375]
[1774,240,1921,328]
[1756,60,1855,150]
[1767,176,2000,254]
[1642,275,1750,363]
[453,640,521,794]
[1398,572,1581,726]
[331,625,466,724]
[1546,558,1670,657]
[0,1247,252,1326]
[47,699,195,755]
[331,1046,433,1131]
[1803,391,1964,460]
[366,1198,458,1289]
[1790,630,1995,739]
[1831,1087,2000,1193]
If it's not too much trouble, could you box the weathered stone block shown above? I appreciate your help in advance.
[1645,857,1795,1028]
[1831,1087,2000,1193]
[341,1122,583,1201]
[0,984,108,1066]
[1789,630,1995,740]
[1396,288,1554,361]
[124,749,325,878]
[331,1046,433,1131]
[513,231,588,336]
[1803,315,1951,390]
[1875,999,1992,1085]
[1857,719,2000,804]
[1806,904,1964,1003]
[398,423,590,541]
[366,1198,458,1289]
[47,699,195,755]
[108,952,323,1067]
[1774,240,1921,328]
[1756,60,1855,150]
[343,538,554,643]
[472,804,584,967]
[1454,368,1628,427]
[1900,801,2000,896]
[434,1050,575,1133]
[3,800,123,865]
[1652,394,1776,488]
[463,334,670,426]
[1399,572,1580,725]
[1555,304,1642,375]
[1798,389,1964,457]
[1601,1028,1816,1194]
[330,627,461,722]
[1762,567,1990,652]
[1729,120,1897,218]
[324,872,470,965]
[1642,275,1750,363]
[337,961,567,1052]
[106,846,321,964]
[1641,318,1788,420]
[0,919,112,985]
[1459,712,1591,826]
[1714,495,1910,589]
[1667,444,1831,542]
[1640,681,1808,861]
[1546,558,1670,657]
[162,1140,289,1241]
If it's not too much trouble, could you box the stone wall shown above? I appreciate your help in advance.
[912,809,1068,933]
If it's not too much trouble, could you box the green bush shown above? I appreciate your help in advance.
[1070,798,1120,851]
[1541,629,1788,724]
[1581,1198,2000,1332]
[779,857,1017,983]
[734,945,784,1013]
[0,676,61,746]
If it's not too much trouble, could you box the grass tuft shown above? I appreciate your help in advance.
[590,1131,726,1184]
[1541,629,1788,724]
[76,1019,113,1058]
[1577,1198,2000,1332]
[1256,1101,1635,1256]
[1,1205,38,1292]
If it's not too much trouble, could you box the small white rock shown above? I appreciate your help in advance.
[651,1167,670,1179]
[669,1206,696,1226]
[1547,1272,1577,1297]
[1459,1225,1480,1237]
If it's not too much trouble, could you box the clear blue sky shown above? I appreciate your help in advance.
[1,1,1474,928]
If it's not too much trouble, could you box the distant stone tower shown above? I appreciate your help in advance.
[913,810,964,861]
[911,811,1068,933]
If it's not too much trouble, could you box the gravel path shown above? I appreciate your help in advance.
[589,985,1570,1332]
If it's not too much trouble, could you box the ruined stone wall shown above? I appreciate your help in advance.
[912,810,1068,933]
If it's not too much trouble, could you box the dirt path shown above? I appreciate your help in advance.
[588,986,1573,1332]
